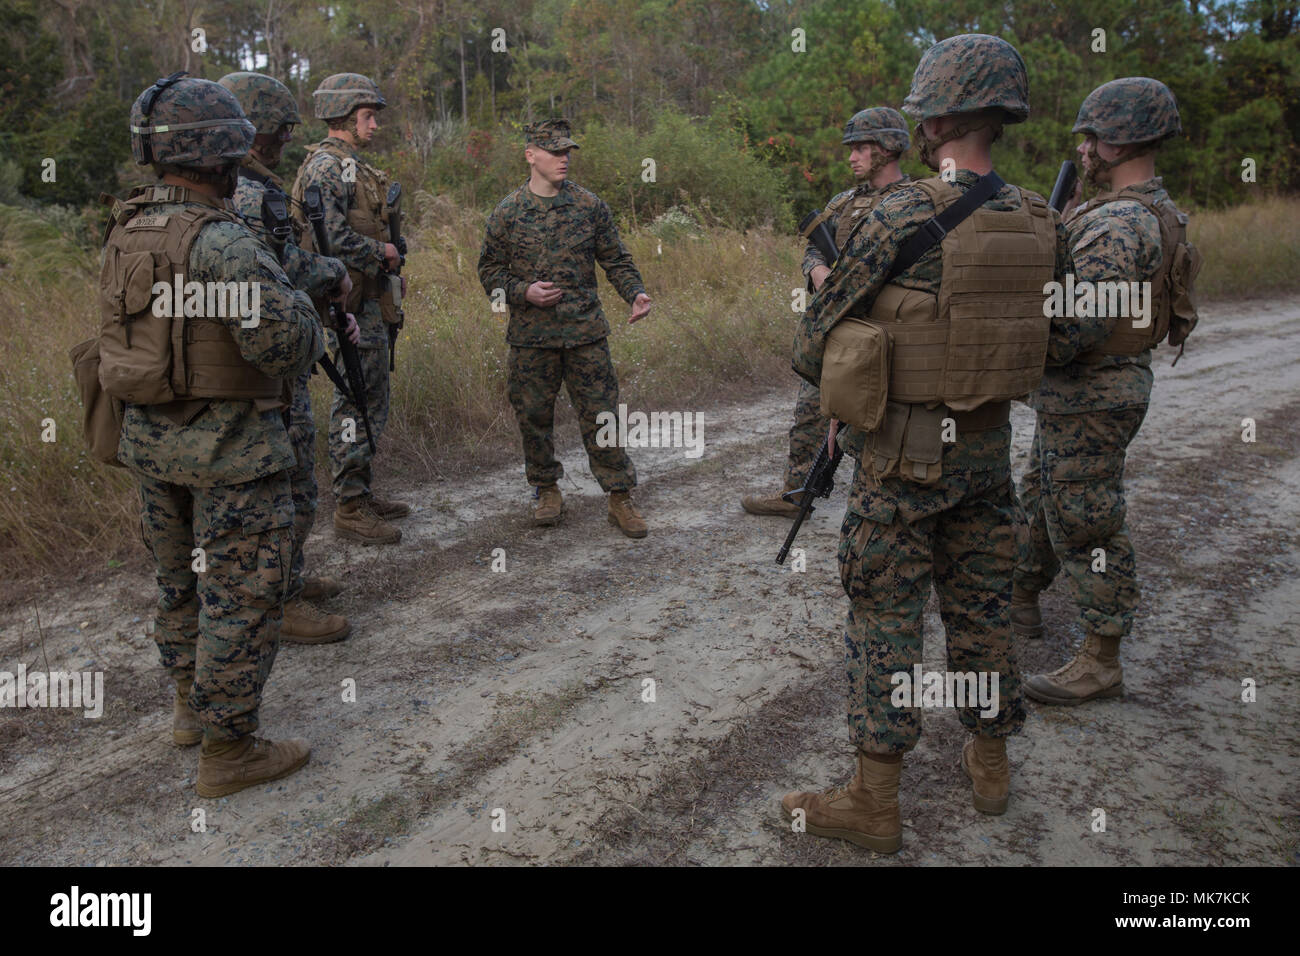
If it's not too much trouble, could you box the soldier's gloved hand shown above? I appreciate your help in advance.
[526,281,563,307]
[629,292,652,323]
[383,242,401,271]
[343,312,361,346]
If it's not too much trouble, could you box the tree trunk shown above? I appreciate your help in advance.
[459,34,468,121]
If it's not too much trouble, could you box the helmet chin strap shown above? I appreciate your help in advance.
[915,117,1002,171]
[218,162,240,198]
[1083,139,1158,187]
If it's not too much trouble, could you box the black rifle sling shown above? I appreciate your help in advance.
[316,352,353,403]
[885,171,1005,281]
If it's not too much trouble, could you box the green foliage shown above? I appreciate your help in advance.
[0,0,1294,222]
[409,109,792,229]
[572,110,793,230]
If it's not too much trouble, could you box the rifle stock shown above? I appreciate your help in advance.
[1049,160,1078,214]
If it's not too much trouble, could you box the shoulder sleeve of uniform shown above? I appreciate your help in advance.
[568,182,598,204]
[1071,214,1111,256]
[1069,203,1149,282]
[873,183,934,230]
[192,219,264,261]
[1112,199,1163,249]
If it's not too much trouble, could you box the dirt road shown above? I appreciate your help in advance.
[2,297,1297,866]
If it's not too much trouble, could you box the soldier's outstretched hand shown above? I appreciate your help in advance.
[630,292,652,323]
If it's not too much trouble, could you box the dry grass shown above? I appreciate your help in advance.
[1187,195,1300,300]
[0,194,1293,590]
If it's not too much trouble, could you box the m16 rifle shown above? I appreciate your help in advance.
[302,184,377,454]
[776,432,845,565]
[385,181,406,372]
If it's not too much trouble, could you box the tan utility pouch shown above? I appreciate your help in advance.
[820,317,891,432]
[1167,236,1203,347]
[380,277,401,325]
[98,244,175,404]
[898,404,945,485]
[69,337,125,467]
[863,401,945,486]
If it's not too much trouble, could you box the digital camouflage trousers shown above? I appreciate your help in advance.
[507,338,635,493]
[1015,405,1149,639]
[839,468,1027,753]
[137,470,293,741]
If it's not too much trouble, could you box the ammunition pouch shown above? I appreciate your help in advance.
[69,337,125,467]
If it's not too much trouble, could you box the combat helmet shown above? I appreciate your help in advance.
[312,73,386,120]
[902,34,1029,169]
[1073,77,1181,145]
[130,72,255,168]
[217,72,302,136]
[903,34,1030,123]
[842,107,911,153]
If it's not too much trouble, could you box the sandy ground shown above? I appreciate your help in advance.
[1,297,1297,867]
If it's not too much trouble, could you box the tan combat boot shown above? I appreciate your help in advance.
[1010,585,1043,638]
[196,735,311,798]
[334,497,401,545]
[300,576,342,601]
[173,678,201,747]
[1024,633,1123,705]
[281,598,351,645]
[961,735,1010,814]
[366,494,410,519]
[740,482,803,517]
[533,484,564,526]
[780,751,903,853]
[608,491,648,538]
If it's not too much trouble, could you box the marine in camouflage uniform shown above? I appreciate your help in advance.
[1014,78,1189,705]
[108,75,322,795]
[780,35,1074,852]
[290,73,409,545]
[740,108,911,517]
[477,119,654,538]
[219,71,353,645]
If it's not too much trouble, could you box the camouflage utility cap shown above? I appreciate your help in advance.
[1074,77,1181,145]
[217,72,302,135]
[313,73,386,120]
[526,119,580,151]
[130,73,255,168]
[903,34,1030,123]
[843,107,911,152]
